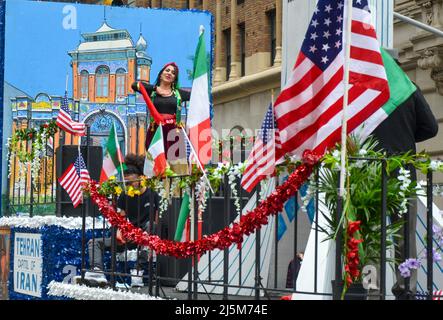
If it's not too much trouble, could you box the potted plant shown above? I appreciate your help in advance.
[309,135,424,299]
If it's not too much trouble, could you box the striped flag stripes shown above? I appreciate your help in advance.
[58,154,90,208]
[56,91,86,136]
[58,164,83,208]
[241,103,279,192]
[274,0,390,160]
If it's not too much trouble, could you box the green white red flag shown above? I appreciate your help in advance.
[144,125,167,178]
[99,122,125,183]
[187,26,212,165]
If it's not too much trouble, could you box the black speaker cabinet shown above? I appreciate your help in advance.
[56,145,103,217]
[157,197,246,287]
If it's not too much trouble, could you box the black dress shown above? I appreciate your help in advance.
[132,82,191,156]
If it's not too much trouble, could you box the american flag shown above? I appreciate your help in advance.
[415,290,443,300]
[274,0,389,160]
[75,154,91,186]
[56,91,86,136]
[241,103,279,192]
[58,154,89,208]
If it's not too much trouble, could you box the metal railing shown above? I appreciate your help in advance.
[5,131,60,218]
[77,156,438,300]
[4,129,439,300]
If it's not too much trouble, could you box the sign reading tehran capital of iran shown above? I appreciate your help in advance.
[13,233,43,298]
[282,0,393,86]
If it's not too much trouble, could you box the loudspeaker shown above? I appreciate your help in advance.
[56,145,103,217]
[157,197,246,287]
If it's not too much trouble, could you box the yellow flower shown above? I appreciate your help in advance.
[140,177,148,188]
[114,186,123,196]
[109,176,116,181]
[134,190,141,196]
[127,186,135,197]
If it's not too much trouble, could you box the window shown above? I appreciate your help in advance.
[224,28,231,80]
[80,70,89,101]
[137,66,149,81]
[239,23,246,77]
[237,0,244,5]
[96,66,110,98]
[268,9,276,66]
[116,68,126,98]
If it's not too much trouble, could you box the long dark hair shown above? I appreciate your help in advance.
[154,62,180,90]
[123,154,144,176]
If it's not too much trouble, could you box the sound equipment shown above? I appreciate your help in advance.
[56,145,103,217]
[157,197,245,287]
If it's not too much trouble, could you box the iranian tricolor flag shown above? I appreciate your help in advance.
[187,26,212,165]
[355,48,417,138]
[174,192,191,242]
[144,125,167,178]
[99,122,125,183]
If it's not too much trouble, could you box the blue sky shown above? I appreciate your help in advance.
[4,0,212,98]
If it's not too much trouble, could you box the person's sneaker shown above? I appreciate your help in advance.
[84,267,108,284]
[131,269,144,288]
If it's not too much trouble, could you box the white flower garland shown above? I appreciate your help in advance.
[213,162,229,180]
[168,178,179,204]
[47,281,163,300]
[195,177,208,214]
[0,216,109,230]
[353,149,368,169]
[228,163,245,215]
[398,167,412,215]
[6,137,14,179]
[18,161,27,186]
[153,180,169,219]
[429,160,443,171]
[301,178,316,213]
[30,137,43,187]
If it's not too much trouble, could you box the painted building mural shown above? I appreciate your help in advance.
[11,20,153,155]
[3,0,212,209]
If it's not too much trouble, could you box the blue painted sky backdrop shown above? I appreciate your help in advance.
[4,0,212,98]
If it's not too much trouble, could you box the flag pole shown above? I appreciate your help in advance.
[181,127,214,194]
[339,0,354,198]
[65,73,69,93]
[114,122,127,193]
[334,0,354,299]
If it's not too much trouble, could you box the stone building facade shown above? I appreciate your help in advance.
[394,0,443,188]
[395,0,443,156]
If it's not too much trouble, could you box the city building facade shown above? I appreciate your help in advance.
[32,0,443,163]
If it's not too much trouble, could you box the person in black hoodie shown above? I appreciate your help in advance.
[371,60,438,299]
[85,154,159,287]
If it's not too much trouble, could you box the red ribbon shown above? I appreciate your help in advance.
[88,151,321,259]
[137,82,165,125]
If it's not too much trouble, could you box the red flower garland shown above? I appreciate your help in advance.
[89,151,321,259]
[344,220,363,286]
